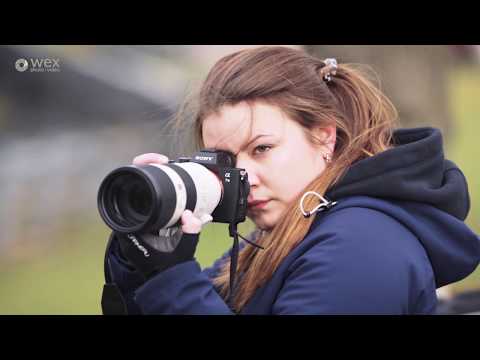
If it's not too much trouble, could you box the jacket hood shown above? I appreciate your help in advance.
[327,127,470,220]
[325,127,480,287]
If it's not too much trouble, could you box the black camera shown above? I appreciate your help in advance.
[97,149,250,234]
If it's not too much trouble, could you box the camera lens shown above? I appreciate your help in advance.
[114,174,152,220]
[102,171,154,229]
[127,181,151,217]
[98,163,223,233]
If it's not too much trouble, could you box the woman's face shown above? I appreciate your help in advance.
[202,101,336,230]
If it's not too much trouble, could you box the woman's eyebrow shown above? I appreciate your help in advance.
[212,134,273,154]
[241,134,273,150]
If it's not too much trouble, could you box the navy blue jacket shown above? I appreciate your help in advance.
[105,127,480,314]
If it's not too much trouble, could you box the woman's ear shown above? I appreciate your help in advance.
[313,125,336,153]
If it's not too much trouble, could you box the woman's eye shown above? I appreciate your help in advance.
[253,145,272,155]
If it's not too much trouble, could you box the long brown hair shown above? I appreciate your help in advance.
[175,46,398,311]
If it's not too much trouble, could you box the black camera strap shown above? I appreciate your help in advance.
[234,231,264,250]
[227,224,265,309]
[228,225,240,308]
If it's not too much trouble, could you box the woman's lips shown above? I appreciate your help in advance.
[248,200,270,210]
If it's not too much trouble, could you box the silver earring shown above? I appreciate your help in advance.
[323,153,332,163]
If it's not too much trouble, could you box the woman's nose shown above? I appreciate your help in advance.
[245,170,259,188]
[236,158,259,187]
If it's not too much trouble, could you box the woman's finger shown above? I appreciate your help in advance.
[132,153,169,166]
[181,210,204,234]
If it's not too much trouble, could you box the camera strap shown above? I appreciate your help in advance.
[227,224,265,309]
[234,231,264,249]
[228,225,240,308]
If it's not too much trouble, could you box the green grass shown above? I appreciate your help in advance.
[0,220,108,314]
[0,217,254,314]
[445,65,480,293]
[0,65,478,314]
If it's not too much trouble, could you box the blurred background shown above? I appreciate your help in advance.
[0,45,478,314]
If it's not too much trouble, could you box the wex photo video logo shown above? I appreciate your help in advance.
[15,57,61,73]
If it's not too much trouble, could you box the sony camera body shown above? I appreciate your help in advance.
[184,149,249,224]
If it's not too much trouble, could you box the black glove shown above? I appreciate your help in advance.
[116,227,200,279]
[102,232,146,315]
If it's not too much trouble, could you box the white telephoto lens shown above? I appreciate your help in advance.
[150,162,222,228]
[175,162,223,219]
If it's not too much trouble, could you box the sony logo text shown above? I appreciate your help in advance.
[195,156,214,161]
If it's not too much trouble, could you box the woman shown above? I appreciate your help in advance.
[102,46,480,314]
